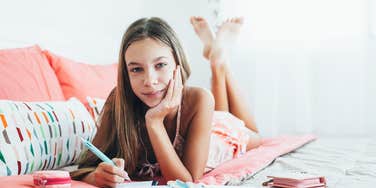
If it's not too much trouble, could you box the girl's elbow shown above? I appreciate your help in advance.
[180,173,203,183]
[191,174,203,183]
[190,170,205,182]
[181,176,194,183]
[165,174,193,183]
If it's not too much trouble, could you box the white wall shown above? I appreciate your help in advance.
[0,0,213,86]
[0,0,145,64]
[1,0,375,137]
[218,0,374,137]
[367,0,376,135]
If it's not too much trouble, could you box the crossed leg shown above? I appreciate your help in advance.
[190,17,261,150]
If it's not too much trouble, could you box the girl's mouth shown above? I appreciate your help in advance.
[142,89,165,98]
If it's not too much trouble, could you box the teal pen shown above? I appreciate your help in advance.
[80,136,131,181]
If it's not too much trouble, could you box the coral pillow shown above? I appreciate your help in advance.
[0,98,97,176]
[43,50,117,105]
[0,45,65,101]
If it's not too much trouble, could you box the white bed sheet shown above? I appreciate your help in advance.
[238,137,376,187]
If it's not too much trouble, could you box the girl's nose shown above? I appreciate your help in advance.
[143,70,158,86]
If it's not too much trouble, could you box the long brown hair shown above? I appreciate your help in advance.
[72,17,191,179]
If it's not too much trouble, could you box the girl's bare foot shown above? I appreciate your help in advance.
[190,16,214,60]
[209,17,244,66]
[216,17,243,46]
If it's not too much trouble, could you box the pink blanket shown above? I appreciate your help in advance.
[0,135,315,187]
[0,175,97,188]
[197,134,316,185]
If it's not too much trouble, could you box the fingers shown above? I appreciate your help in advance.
[94,168,123,185]
[153,65,182,115]
[113,158,130,179]
[165,65,182,107]
[96,160,129,186]
[172,66,183,105]
[113,158,125,170]
[170,66,178,101]
[93,158,133,188]
[100,162,127,178]
[164,69,175,104]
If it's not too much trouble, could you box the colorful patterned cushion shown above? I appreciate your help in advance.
[86,97,106,124]
[0,98,97,176]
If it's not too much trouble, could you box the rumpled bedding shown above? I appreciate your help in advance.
[198,134,316,185]
[240,137,376,187]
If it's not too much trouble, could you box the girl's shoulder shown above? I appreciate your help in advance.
[179,86,214,136]
[182,86,214,110]
[184,86,214,103]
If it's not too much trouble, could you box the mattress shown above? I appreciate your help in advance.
[239,137,376,187]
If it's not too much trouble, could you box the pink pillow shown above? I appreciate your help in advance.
[0,45,65,101]
[44,50,117,105]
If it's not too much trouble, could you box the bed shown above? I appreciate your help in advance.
[1,45,375,188]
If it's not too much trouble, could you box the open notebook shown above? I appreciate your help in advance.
[115,181,153,188]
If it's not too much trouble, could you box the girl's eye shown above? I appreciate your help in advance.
[155,62,167,69]
[130,67,142,73]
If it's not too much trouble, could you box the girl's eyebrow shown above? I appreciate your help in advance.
[127,62,140,66]
[153,56,167,62]
[127,56,167,66]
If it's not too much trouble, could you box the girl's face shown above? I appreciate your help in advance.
[125,38,177,108]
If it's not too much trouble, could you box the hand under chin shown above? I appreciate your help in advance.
[144,99,163,108]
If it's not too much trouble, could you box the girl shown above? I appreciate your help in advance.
[71,17,261,187]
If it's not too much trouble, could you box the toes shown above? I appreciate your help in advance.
[191,16,207,27]
[196,16,204,21]
[190,17,195,25]
[235,17,244,24]
[190,16,198,25]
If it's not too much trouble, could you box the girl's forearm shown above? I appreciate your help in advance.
[146,119,193,182]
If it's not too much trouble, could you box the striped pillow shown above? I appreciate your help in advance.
[0,98,97,176]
